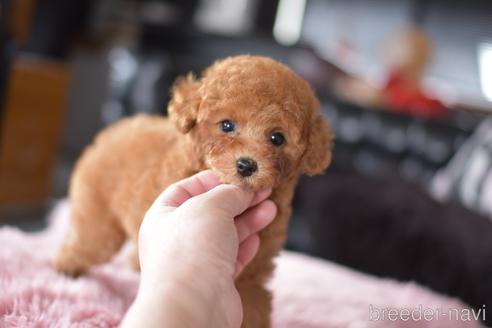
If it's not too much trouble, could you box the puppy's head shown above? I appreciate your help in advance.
[168,55,333,191]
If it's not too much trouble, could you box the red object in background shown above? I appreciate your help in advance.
[384,72,447,119]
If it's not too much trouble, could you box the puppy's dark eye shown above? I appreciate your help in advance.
[220,120,235,133]
[270,132,285,146]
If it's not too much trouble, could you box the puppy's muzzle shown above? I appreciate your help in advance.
[236,158,257,177]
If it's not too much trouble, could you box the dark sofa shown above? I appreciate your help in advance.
[288,102,492,325]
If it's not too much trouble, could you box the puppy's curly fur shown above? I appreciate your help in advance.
[54,55,333,328]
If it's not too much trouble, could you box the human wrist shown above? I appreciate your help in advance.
[135,266,232,327]
[129,283,206,328]
[140,258,231,300]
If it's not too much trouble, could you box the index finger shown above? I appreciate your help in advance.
[156,170,222,208]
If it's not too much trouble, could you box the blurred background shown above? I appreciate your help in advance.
[1,0,492,325]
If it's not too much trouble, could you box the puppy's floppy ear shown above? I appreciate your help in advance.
[302,110,334,176]
[168,74,201,134]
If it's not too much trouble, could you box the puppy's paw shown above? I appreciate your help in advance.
[52,253,86,277]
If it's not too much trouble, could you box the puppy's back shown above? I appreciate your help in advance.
[70,115,179,212]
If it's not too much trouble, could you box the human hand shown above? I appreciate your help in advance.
[121,170,277,328]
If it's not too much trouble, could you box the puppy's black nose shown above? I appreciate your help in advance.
[236,158,257,177]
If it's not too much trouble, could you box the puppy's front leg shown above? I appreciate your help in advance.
[237,277,272,328]
[236,188,293,327]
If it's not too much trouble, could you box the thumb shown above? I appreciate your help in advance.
[191,184,255,219]
[154,170,222,209]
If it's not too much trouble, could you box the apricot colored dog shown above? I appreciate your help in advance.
[54,55,333,327]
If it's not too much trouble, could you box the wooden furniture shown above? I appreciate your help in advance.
[0,56,70,206]
[0,0,72,207]
[6,0,37,45]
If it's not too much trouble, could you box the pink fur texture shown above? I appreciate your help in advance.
[0,201,479,328]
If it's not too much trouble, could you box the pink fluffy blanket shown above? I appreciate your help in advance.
[0,201,480,328]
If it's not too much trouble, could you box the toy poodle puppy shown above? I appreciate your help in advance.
[54,55,333,327]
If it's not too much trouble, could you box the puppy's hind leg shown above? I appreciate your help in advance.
[53,206,126,277]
